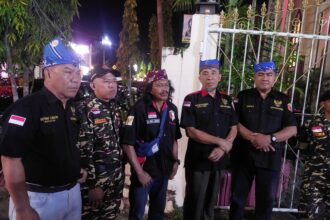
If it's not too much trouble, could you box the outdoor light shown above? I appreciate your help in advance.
[101,35,112,47]
[70,42,90,55]
[80,65,90,76]
[133,64,138,72]
[195,0,220,15]
[101,35,112,65]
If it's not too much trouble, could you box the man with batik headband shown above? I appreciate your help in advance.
[121,69,182,220]
[78,65,124,219]
[181,59,237,220]
[298,90,330,219]
[0,37,86,220]
[230,61,297,220]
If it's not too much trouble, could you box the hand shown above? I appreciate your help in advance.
[169,162,179,180]
[88,187,104,207]
[137,171,152,187]
[250,133,275,152]
[208,147,225,162]
[78,168,87,183]
[16,207,40,220]
[218,138,232,153]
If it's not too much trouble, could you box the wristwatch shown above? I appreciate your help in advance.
[271,134,277,143]
[174,159,181,165]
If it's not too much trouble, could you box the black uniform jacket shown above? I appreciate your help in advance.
[231,88,297,171]
[0,87,80,186]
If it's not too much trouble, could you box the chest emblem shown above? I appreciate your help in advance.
[148,112,157,119]
[221,98,228,105]
[274,100,282,108]
[169,110,175,121]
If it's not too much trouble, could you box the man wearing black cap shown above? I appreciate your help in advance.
[298,90,330,219]
[230,61,297,220]
[0,37,86,220]
[78,65,124,219]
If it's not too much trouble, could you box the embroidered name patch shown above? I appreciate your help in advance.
[147,119,160,124]
[195,103,208,108]
[40,115,59,123]
[9,115,26,126]
[95,118,107,124]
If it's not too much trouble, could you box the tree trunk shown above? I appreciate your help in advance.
[157,0,164,63]
[23,65,31,97]
[4,34,19,102]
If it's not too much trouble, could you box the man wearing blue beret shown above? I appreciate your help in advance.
[181,59,238,220]
[229,61,297,220]
[0,37,86,220]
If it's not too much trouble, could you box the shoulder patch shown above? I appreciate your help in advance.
[125,116,134,126]
[183,101,191,107]
[8,115,26,126]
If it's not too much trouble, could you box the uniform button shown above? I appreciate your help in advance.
[215,112,218,115]
[216,123,220,127]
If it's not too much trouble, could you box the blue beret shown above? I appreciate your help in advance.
[43,37,80,68]
[199,59,221,71]
[253,61,276,73]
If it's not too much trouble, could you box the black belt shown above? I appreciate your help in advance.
[26,182,76,193]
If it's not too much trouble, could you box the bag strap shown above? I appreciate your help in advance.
[156,107,168,139]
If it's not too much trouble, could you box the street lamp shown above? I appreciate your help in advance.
[101,35,112,65]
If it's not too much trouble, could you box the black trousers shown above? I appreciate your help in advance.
[183,169,220,220]
[229,159,280,220]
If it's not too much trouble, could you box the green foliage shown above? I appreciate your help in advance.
[149,14,160,69]
[163,0,174,47]
[116,0,140,77]
[0,0,79,67]
[134,61,151,81]
[173,0,194,12]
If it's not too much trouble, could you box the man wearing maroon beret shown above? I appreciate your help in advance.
[122,69,182,220]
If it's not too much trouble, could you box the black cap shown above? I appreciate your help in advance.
[89,65,120,82]
[319,90,330,103]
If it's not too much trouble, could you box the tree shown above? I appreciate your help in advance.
[149,14,160,69]
[150,0,173,69]
[0,0,79,101]
[156,0,164,62]
[116,0,140,78]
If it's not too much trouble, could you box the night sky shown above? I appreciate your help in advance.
[72,0,184,65]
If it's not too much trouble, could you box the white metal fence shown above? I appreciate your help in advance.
[202,0,330,213]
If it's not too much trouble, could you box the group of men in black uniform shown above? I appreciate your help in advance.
[0,37,329,220]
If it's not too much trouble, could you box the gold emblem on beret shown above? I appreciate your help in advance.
[51,39,59,47]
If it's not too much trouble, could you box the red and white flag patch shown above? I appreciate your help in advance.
[183,101,191,107]
[8,115,26,126]
[148,112,157,119]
